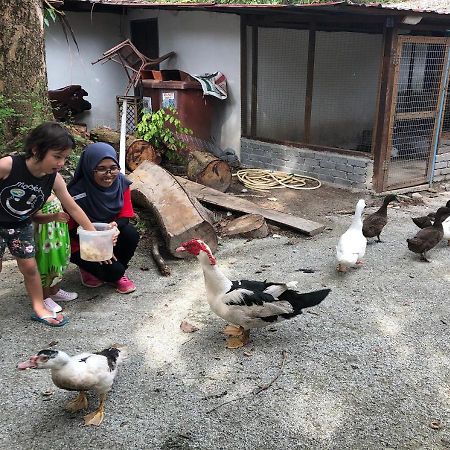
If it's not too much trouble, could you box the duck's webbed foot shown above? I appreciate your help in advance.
[66,391,88,412]
[355,260,364,266]
[226,328,250,349]
[336,264,347,273]
[84,393,106,426]
[223,324,243,336]
[420,253,430,262]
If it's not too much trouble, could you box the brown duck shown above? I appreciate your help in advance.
[362,194,397,242]
[407,207,450,262]
[412,200,450,229]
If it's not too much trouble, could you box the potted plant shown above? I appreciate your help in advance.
[136,107,192,172]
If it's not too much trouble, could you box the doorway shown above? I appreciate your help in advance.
[380,36,450,191]
[130,19,159,62]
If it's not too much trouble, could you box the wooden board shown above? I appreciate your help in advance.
[176,177,325,236]
[128,161,217,257]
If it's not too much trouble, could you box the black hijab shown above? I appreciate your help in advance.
[68,142,131,222]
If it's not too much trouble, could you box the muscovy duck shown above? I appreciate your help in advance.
[362,194,397,242]
[407,207,450,261]
[336,199,367,272]
[176,239,330,348]
[17,344,126,426]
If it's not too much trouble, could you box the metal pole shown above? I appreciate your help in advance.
[429,45,450,185]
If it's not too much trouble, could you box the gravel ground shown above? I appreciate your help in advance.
[1,190,450,450]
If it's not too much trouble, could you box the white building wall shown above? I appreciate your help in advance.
[128,10,242,154]
[45,12,128,129]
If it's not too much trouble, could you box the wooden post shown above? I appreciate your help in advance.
[304,25,316,144]
[250,25,258,138]
[372,18,399,192]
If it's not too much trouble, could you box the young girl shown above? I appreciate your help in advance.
[33,193,78,313]
[0,122,96,327]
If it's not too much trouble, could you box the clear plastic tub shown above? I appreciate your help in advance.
[77,222,118,262]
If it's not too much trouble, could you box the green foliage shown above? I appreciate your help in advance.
[0,93,50,156]
[43,6,57,27]
[136,107,192,164]
[0,95,20,154]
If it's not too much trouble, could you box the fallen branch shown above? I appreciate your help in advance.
[207,350,288,413]
[252,350,287,395]
[151,239,171,276]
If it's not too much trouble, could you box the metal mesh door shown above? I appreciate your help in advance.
[384,37,449,190]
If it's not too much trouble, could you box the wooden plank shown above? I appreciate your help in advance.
[176,177,325,236]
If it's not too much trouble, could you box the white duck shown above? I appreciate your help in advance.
[176,239,330,348]
[17,345,126,426]
[336,199,367,272]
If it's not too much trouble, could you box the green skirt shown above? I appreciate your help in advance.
[35,198,71,288]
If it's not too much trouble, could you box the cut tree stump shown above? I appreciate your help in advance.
[222,214,269,239]
[127,161,217,257]
[176,177,325,236]
[187,151,232,192]
[126,139,161,171]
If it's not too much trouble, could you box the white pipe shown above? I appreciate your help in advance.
[119,98,127,174]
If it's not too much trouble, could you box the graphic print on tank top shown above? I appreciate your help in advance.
[0,181,45,220]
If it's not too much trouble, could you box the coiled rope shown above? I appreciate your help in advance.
[234,168,321,192]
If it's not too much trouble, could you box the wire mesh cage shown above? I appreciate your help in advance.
[116,96,142,135]
[245,26,382,154]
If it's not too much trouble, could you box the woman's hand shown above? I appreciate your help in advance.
[109,221,120,246]
[99,255,117,265]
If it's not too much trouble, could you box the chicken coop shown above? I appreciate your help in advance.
[239,4,450,192]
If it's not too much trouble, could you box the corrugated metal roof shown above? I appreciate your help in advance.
[63,0,450,16]
[384,1,450,15]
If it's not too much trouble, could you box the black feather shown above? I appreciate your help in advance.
[37,349,58,359]
[95,347,120,372]
[279,288,331,314]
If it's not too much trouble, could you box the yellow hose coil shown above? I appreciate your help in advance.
[235,168,321,192]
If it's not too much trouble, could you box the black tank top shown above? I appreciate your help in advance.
[0,155,57,228]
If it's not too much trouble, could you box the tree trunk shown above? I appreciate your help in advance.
[126,139,161,171]
[187,150,232,192]
[0,0,53,148]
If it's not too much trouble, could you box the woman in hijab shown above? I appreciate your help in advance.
[67,143,139,294]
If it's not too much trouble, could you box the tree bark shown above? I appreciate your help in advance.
[0,0,53,146]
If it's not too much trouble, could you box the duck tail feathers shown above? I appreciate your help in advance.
[279,288,330,313]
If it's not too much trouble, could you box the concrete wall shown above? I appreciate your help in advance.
[241,138,373,191]
[127,9,241,154]
[45,12,128,129]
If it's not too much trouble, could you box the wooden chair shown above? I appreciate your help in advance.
[92,39,175,94]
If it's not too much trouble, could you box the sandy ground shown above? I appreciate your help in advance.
[1,184,450,450]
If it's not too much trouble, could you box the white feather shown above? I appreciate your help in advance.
[336,199,367,268]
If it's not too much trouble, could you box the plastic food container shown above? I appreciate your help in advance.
[77,223,118,262]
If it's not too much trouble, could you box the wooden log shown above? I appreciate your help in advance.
[222,214,269,239]
[127,161,217,258]
[89,127,135,152]
[176,177,325,236]
[126,139,161,171]
[187,150,232,192]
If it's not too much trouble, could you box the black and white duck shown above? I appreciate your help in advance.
[362,194,397,242]
[407,207,450,261]
[17,345,126,426]
[176,238,330,348]
[412,200,450,235]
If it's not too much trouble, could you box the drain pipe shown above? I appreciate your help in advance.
[429,48,450,186]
